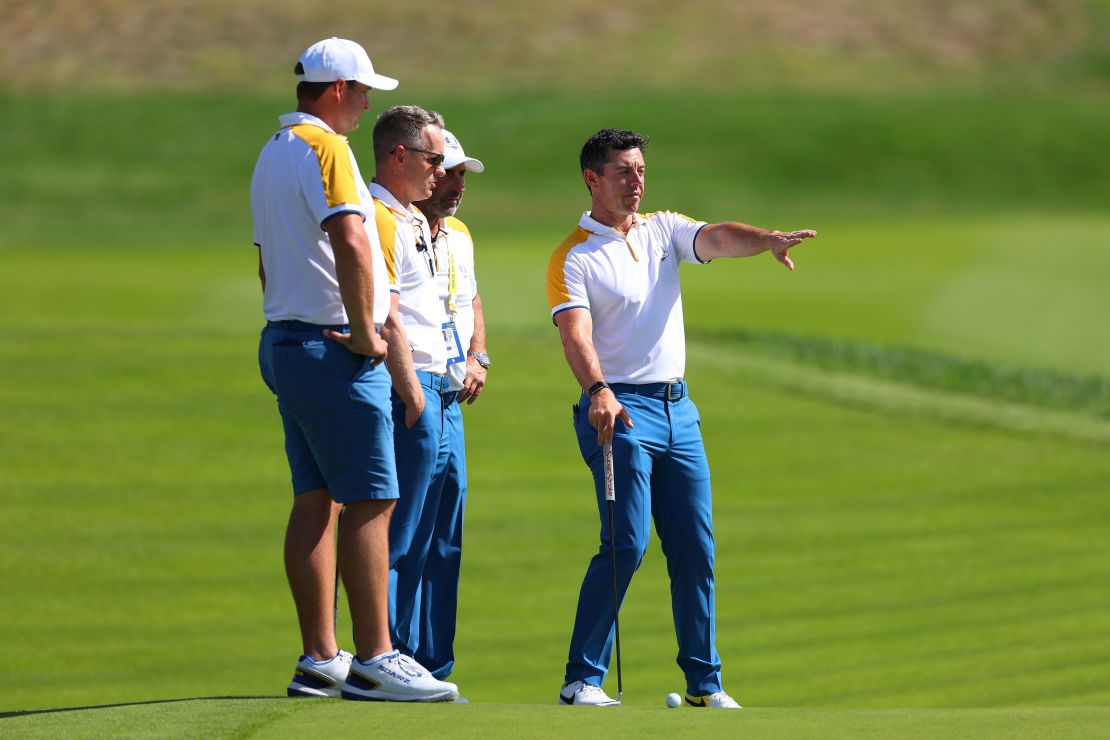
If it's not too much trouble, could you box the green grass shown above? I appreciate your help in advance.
[3,89,1110,249]
[0,87,1108,736]
[4,701,1110,739]
[698,330,1110,420]
[1,242,1107,714]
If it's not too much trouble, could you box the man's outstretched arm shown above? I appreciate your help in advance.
[695,223,817,270]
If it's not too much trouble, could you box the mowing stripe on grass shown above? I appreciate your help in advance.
[692,336,1110,445]
[696,330,1110,418]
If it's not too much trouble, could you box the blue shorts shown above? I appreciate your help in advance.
[258,320,398,504]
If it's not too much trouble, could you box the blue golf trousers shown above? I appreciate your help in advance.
[566,381,723,695]
[414,399,467,679]
[388,370,466,678]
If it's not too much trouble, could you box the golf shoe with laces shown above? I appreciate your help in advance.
[559,680,620,706]
[341,650,459,702]
[685,691,742,709]
[287,650,353,697]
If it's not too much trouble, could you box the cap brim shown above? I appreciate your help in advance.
[444,156,484,173]
[363,72,399,90]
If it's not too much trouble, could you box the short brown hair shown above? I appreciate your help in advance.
[580,128,649,174]
[372,105,440,164]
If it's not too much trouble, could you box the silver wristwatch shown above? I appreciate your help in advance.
[468,351,491,369]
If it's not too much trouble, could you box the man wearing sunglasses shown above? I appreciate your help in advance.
[368,105,460,688]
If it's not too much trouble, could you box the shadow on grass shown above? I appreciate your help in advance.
[0,696,277,720]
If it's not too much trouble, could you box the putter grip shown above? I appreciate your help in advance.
[603,442,615,502]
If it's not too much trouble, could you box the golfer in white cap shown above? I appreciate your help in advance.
[251,37,457,703]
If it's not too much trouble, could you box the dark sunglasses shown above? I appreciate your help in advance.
[390,145,445,167]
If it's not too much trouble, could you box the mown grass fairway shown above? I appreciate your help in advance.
[4,701,1110,739]
[1,85,1108,738]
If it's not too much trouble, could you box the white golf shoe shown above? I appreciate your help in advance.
[287,650,353,698]
[685,691,742,709]
[341,651,459,702]
[559,680,620,706]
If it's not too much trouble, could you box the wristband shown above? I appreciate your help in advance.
[587,381,610,397]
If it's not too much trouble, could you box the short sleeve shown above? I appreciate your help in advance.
[548,249,589,318]
[658,211,709,264]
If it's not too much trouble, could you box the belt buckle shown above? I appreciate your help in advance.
[666,381,683,401]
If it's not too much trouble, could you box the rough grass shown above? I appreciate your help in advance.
[3,90,1110,254]
[3,0,1108,93]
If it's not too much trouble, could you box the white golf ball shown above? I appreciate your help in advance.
[665,692,682,708]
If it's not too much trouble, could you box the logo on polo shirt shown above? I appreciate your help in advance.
[652,243,670,262]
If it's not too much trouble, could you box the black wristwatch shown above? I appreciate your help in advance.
[587,380,610,397]
[468,351,491,369]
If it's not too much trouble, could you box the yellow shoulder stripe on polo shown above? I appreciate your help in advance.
[444,216,471,238]
[546,226,590,310]
[289,124,359,209]
[644,210,698,224]
[373,199,399,284]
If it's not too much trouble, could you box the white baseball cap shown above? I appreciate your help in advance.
[442,129,485,173]
[296,37,399,90]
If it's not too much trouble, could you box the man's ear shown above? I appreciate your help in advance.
[583,168,599,191]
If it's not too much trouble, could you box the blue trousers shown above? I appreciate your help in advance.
[416,400,467,679]
[388,371,466,679]
[566,382,723,695]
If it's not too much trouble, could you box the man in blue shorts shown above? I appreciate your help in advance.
[546,128,816,708]
[250,38,457,702]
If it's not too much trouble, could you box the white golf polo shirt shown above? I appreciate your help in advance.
[547,210,708,384]
[370,182,449,374]
[250,112,390,326]
[430,216,479,390]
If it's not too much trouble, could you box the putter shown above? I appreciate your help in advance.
[603,441,623,702]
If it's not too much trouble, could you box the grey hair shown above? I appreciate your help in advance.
[373,105,441,163]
